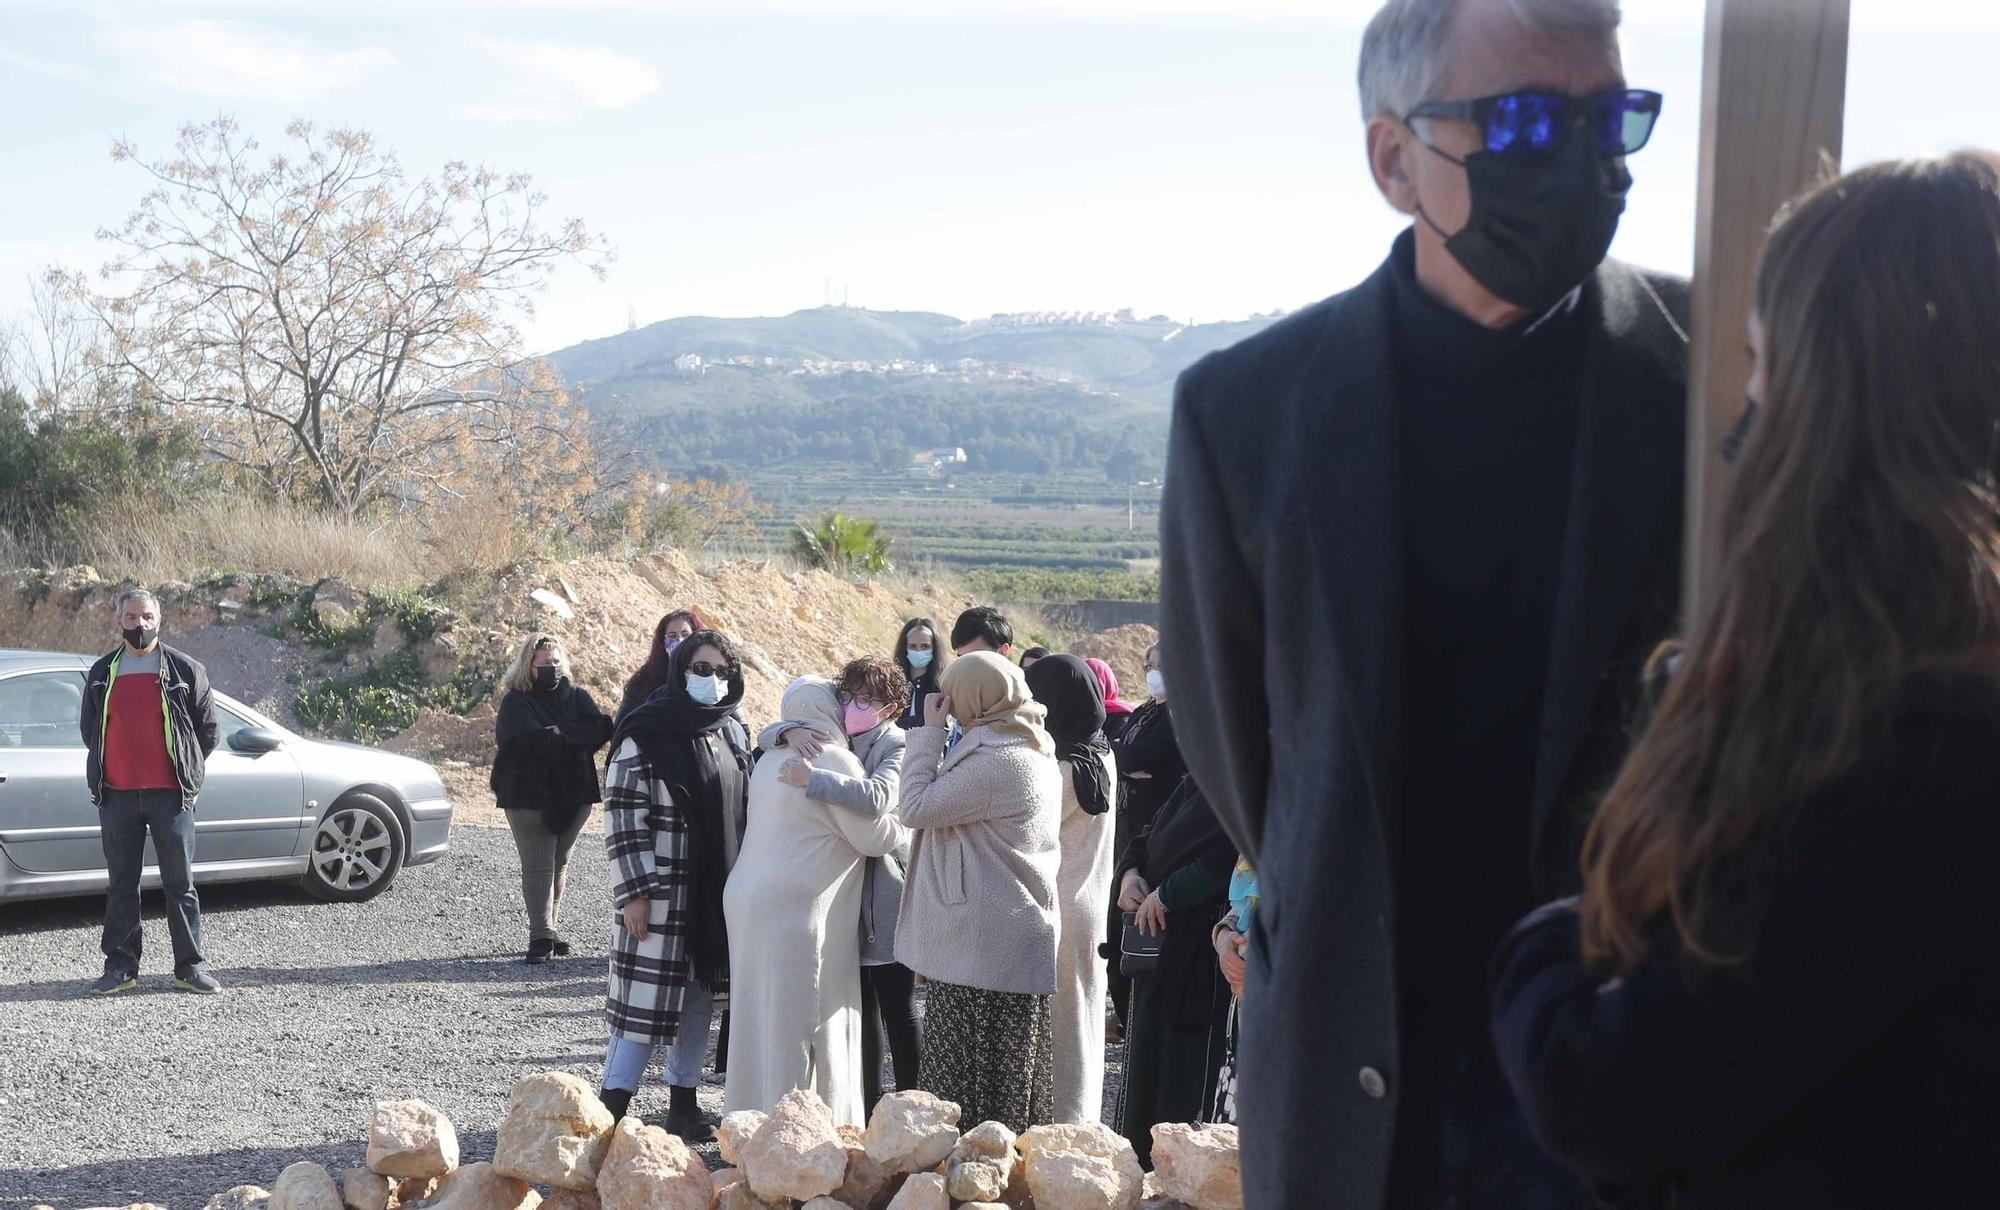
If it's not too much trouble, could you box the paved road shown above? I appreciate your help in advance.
[0,824,1126,1209]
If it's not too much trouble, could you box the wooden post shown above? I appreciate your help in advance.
[1684,0,1850,618]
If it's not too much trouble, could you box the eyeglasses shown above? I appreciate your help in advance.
[837,692,885,712]
[1406,88,1662,160]
[686,661,735,679]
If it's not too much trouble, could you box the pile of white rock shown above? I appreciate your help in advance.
[33,1074,1241,1210]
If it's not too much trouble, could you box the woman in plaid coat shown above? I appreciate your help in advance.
[597,630,753,1142]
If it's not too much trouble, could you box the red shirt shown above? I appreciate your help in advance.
[104,670,178,791]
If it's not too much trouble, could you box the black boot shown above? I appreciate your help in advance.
[599,1086,633,1119]
[525,937,554,965]
[664,1083,714,1143]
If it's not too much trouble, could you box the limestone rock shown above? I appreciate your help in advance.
[1149,1124,1241,1210]
[495,1071,617,1191]
[1019,1122,1144,1210]
[709,1166,743,1198]
[205,1188,272,1210]
[831,1124,896,1210]
[715,1110,766,1168]
[368,1099,460,1178]
[801,1200,854,1210]
[421,1162,540,1210]
[947,1159,1009,1204]
[391,1177,441,1208]
[882,1173,946,1210]
[271,1162,344,1210]
[542,1191,601,1210]
[341,1167,394,1210]
[313,579,368,627]
[596,1117,713,1210]
[862,1091,961,1176]
[737,1088,848,1203]
[961,1205,1012,1210]
[712,1185,786,1210]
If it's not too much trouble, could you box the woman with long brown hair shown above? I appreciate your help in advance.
[1492,151,2000,1208]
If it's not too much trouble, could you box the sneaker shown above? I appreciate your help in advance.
[525,938,555,965]
[91,971,138,995]
[174,969,222,995]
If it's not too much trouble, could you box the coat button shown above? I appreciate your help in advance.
[1359,1067,1389,1099]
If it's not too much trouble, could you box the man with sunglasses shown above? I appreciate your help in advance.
[1160,0,1689,1206]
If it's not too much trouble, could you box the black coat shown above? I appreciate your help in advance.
[492,682,614,833]
[1160,250,1689,1208]
[82,642,220,808]
[1109,699,1184,837]
[1492,673,2000,1209]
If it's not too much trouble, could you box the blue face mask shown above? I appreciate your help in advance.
[685,673,726,706]
[907,649,934,670]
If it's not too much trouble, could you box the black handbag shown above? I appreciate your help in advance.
[1120,911,1164,978]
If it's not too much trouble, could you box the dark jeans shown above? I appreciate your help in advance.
[1385,1046,1590,1210]
[860,961,922,1111]
[99,788,206,978]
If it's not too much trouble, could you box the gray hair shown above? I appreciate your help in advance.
[113,587,159,615]
[1358,0,1622,122]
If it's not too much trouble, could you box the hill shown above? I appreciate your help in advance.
[545,305,1285,427]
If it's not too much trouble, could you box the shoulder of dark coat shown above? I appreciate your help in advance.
[1172,288,1352,420]
[1597,258,1692,381]
[158,644,208,683]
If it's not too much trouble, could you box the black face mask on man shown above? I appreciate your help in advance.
[1415,123,1632,314]
[122,625,159,650]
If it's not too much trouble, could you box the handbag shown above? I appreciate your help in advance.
[1120,911,1164,978]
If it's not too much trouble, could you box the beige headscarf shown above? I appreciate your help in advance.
[939,651,1053,771]
[780,675,848,746]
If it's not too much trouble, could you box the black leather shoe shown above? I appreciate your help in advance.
[525,938,554,965]
[551,937,572,957]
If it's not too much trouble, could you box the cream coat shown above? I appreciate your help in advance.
[723,745,908,1127]
[1052,749,1118,1124]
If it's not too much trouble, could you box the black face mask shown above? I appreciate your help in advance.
[122,625,159,650]
[1417,126,1632,314]
[533,666,561,692]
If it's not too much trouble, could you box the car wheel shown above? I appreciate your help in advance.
[304,794,405,903]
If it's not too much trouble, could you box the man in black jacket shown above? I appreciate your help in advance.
[81,588,222,995]
[1159,0,1688,1205]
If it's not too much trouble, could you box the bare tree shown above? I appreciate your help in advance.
[75,118,608,518]
[3,268,107,415]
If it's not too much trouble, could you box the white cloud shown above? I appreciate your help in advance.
[463,37,660,122]
[105,19,395,100]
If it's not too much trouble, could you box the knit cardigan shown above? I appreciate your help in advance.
[893,724,1062,995]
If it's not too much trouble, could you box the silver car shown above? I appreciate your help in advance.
[0,649,452,903]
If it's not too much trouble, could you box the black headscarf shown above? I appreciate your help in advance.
[1025,653,1113,816]
[607,630,750,993]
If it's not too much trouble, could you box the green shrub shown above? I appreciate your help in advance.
[293,651,492,743]
[791,512,894,575]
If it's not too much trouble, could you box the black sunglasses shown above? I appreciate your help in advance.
[1406,88,1662,160]
[686,661,735,679]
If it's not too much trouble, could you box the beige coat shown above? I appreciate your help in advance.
[893,724,1063,995]
[723,745,908,1127]
[1053,750,1118,1124]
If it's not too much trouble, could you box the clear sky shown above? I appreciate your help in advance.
[0,0,1989,355]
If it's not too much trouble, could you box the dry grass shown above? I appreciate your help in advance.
[68,493,430,588]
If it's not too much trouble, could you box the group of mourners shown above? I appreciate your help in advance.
[489,603,1253,1158]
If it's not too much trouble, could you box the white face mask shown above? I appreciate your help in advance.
[686,673,726,706]
[1145,669,1166,699]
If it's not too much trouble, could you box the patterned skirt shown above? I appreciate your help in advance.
[918,980,1056,1133]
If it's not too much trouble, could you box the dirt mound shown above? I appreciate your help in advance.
[1068,623,1159,706]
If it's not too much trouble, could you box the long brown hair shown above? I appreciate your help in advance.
[1581,151,2000,972]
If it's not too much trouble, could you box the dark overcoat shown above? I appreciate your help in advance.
[1159,249,1690,1208]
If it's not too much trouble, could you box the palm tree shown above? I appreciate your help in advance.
[791,512,894,575]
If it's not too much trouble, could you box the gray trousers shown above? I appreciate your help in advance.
[504,806,590,941]
[99,788,205,977]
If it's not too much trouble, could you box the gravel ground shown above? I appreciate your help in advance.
[0,823,1125,1210]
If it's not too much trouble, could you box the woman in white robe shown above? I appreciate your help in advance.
[1024,653,1119,1124]
[723,676,908,1127]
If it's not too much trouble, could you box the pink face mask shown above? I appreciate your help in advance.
[843,702,884,736]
